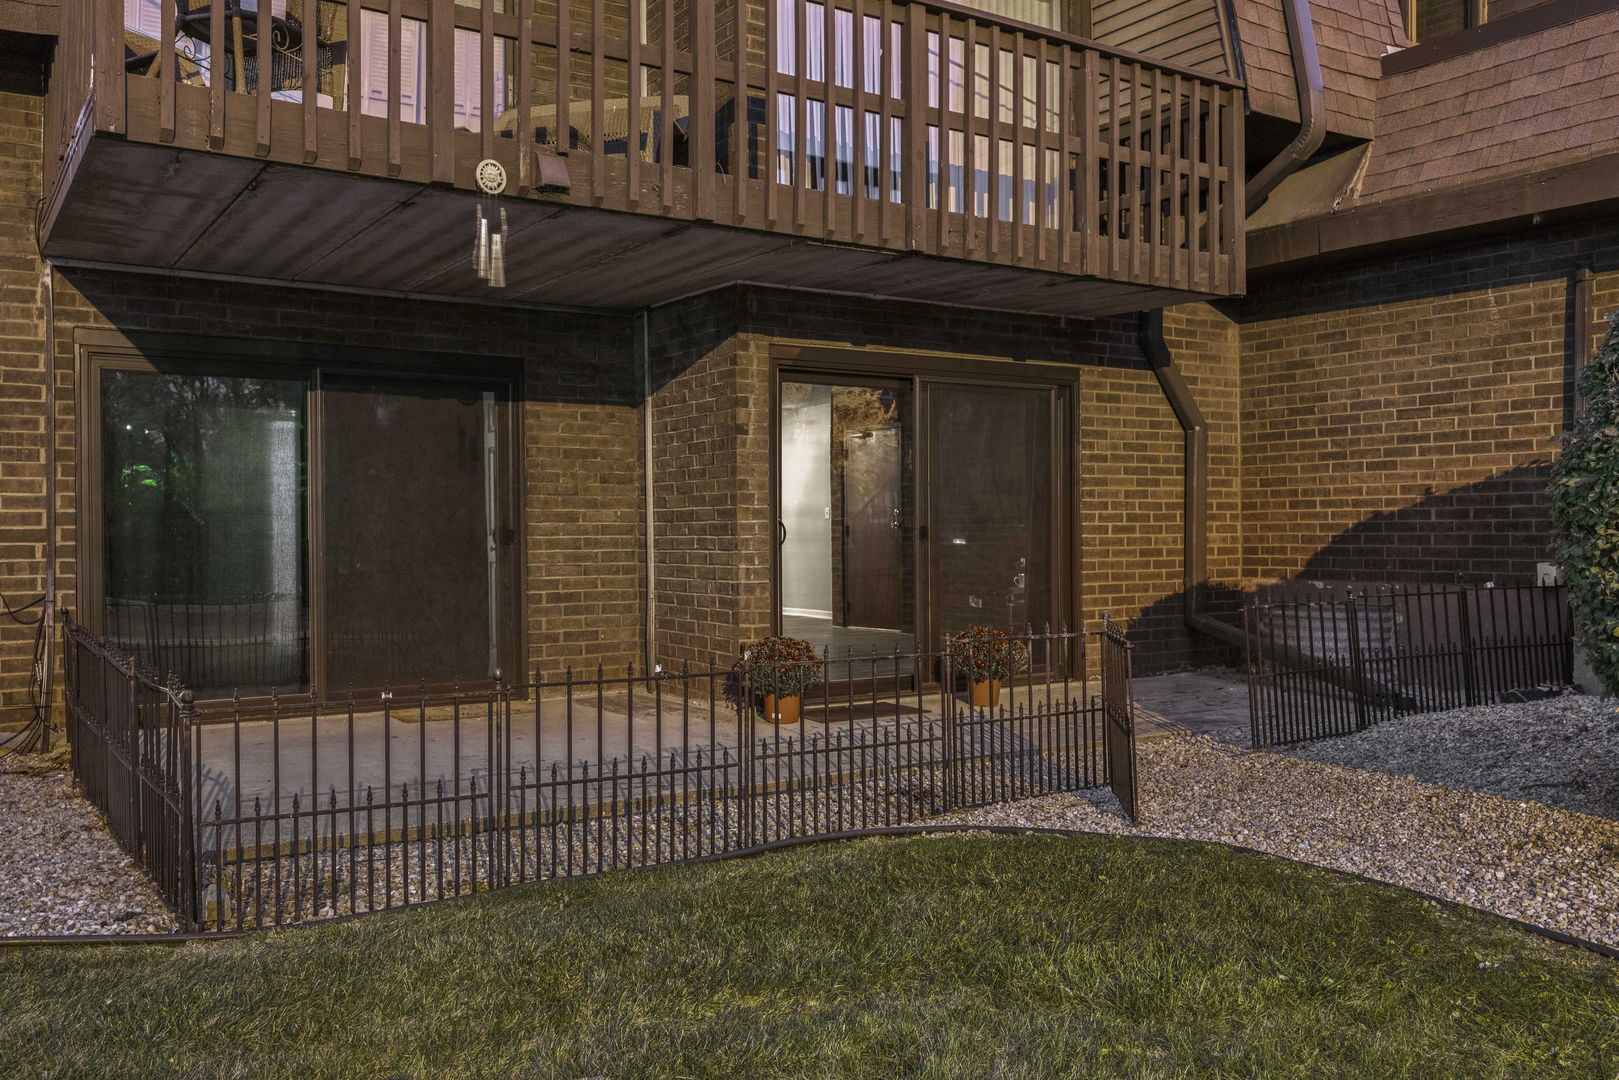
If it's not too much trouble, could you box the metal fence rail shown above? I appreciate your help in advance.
[1245,581,1573,748]
[62,625,199,921]
[63,619,1136,931]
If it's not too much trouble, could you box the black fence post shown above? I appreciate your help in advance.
[177,687,199,931]
[738,664,754,850]
[942,634,957,812]
[1456,589,1480,708]
[1345,589,1370,732]
[1242,598,1260,747]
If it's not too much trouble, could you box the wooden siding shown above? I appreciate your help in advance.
[1232,0,1405,141]
[1091,0,1231,77]
[40,0,1246,307]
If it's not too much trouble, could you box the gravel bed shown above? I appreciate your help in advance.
[0,750,179,937]
[1274,694,1619,820]
[935,734,1619,948]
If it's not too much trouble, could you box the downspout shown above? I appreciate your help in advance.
[1139,309,1245,651]
[1245,0,1326,216]
[640,310,657,672]
[39,263,57,747]
[1142,0,1324,650]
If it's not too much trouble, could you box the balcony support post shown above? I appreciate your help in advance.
[430,0,456,184]
[691,0,716,220]
[906,8,927,249]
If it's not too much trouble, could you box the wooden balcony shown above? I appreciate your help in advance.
[40,0,1245,315]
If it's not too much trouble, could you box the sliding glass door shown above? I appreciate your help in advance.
[778,378,916,658]
[777,368,1064,670]
[927,383,1054,643]
[93,351,517,700]
[101,370,310,698]
[321,377,504,691]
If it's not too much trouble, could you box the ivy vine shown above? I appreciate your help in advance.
[1550,314,1619,698]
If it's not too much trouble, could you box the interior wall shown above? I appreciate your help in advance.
[779,387,833,619]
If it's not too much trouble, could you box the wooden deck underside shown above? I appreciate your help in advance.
[43,136,1220,316]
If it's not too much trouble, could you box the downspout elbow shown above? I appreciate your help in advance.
[1140,310,1209,612]
[1245,0,1326,216]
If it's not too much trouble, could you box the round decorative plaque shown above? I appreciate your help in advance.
[475,159,508,195]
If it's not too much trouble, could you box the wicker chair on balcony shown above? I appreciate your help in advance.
[494,94,690,163]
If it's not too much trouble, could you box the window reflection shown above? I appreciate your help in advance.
[102,370,309,697]
[779,381,915,661]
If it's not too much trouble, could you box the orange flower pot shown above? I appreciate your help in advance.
[969,679,1002,708]
[763,693,801,725]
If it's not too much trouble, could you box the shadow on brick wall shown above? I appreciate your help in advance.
[1124,462,1557,675]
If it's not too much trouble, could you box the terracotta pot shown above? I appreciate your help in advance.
[969,679,1002,708]
[763,693,801,725]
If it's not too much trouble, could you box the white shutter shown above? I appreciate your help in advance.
[359,10,425,122]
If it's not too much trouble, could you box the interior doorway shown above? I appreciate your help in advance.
[779,378,916,658]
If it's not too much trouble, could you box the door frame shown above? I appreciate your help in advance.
[769,344,1080,673]
[75,328,526,704]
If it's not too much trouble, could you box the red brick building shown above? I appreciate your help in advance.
[0,0,1613,721]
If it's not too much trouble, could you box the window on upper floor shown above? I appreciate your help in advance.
[1403,0,1563,45]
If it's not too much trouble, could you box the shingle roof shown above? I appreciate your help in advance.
[1234,0,1407,141]
[1360,7,1619,202]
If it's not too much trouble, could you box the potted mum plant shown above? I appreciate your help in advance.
[948,625,1030,708]
[735,635,824,724]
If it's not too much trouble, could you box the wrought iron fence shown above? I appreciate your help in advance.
[62,624,199,918]
[1244,581,1573,748]
[63,619,1135,931]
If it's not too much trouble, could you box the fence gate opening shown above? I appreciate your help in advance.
[1245,582,1573,748]
[1100,613,1137,822]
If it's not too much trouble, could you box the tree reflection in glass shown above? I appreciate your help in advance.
[101,370,308,697]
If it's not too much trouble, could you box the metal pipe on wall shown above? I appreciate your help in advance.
[1138,309,1244,651]
[39,262,57,747]
[1573,265,1594,418]
[640,309,657,672]
[1245,0,1326,216]
[1142,0,1326,652]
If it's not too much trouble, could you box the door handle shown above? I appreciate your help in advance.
[778,520,786,546]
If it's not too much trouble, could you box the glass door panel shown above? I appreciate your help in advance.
[927,383,1052,643]
[101,369,310,697]
[321,377,502,691]
[779,379,915,661]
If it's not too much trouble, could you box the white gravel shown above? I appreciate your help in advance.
[6,695,1618,943]
[1277,693,1619,819]
[935,732,1619,948]
[0,749,179,937]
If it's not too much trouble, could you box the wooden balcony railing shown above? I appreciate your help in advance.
[46,0,1245,295]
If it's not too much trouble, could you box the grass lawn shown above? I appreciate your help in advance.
[4,832,1617,1079]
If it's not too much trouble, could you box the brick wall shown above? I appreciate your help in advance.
[1235,216,1619,587]
[1078,305,1243,670]
[0,74,50,726]
[645,290,768,668]
[32,264,645,694]
[644,286,1230,673]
